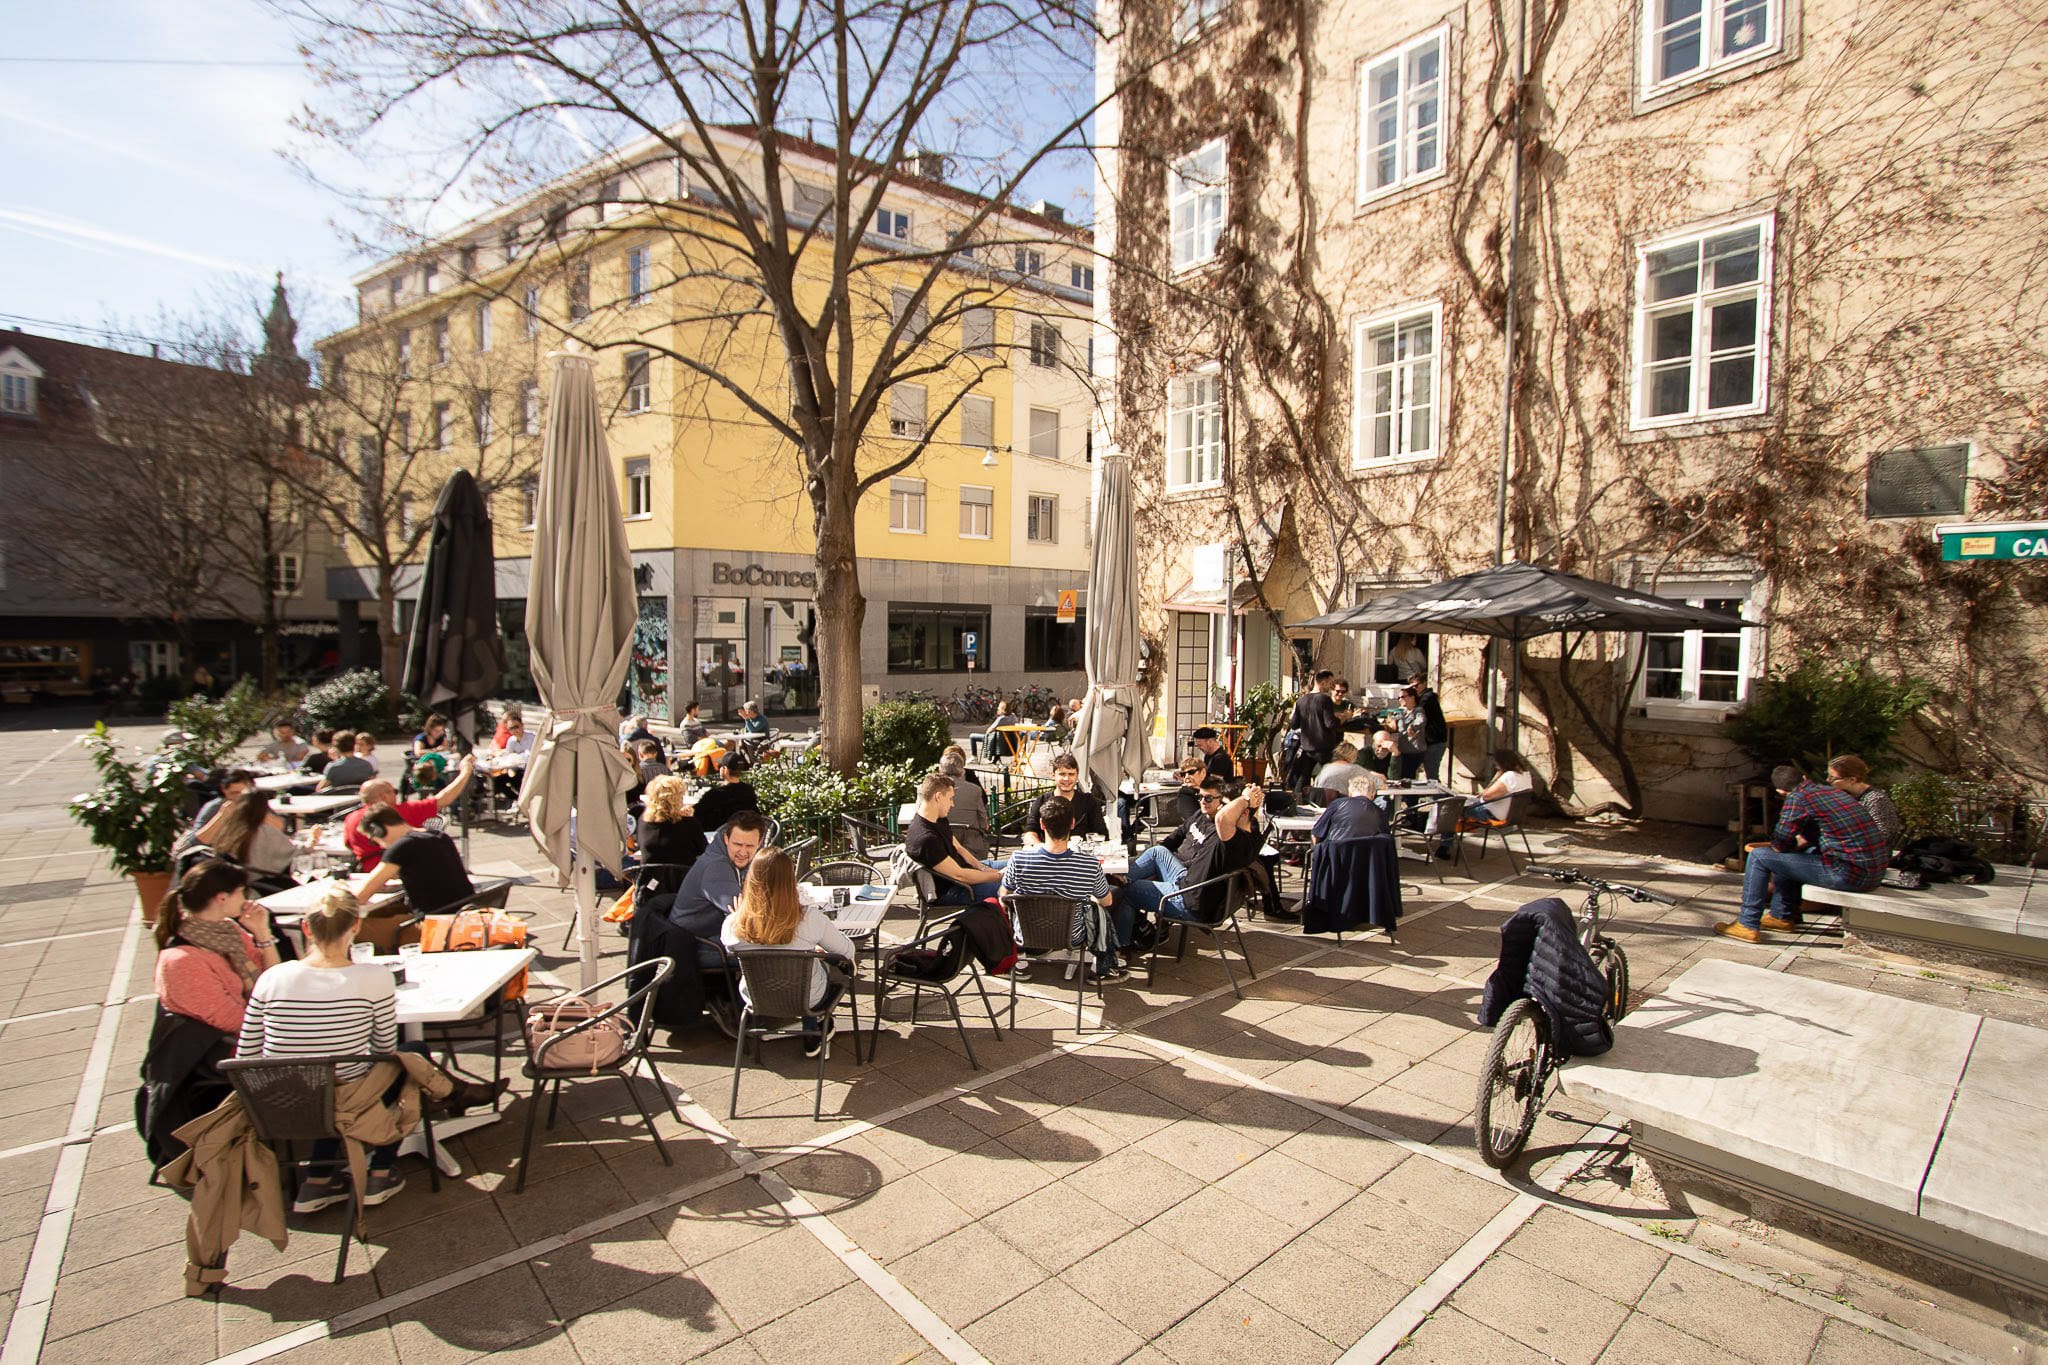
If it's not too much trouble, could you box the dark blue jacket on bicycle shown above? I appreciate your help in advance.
[1478,897,1614,1057]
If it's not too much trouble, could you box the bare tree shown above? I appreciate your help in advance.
[271,0,1129,771]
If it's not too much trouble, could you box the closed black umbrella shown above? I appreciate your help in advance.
[403,468,505,749]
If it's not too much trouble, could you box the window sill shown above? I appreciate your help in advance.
[959,533,993,541]
[1620,408,1773,444]
[888,527,927,536]
[624,514,654,523]
[1639,701,1743,727]
[1634,44,1796,115]
[1165,481,1225,497]
[1353,170,1451,217]
[1351,452,1439,475]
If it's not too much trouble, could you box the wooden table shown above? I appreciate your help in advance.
[386,947,537,1177]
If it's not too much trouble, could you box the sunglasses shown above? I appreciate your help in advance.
[1199,794,1223,805]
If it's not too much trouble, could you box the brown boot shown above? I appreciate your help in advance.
[1759,914,1798,932]
[1713,922,1763,943]
[425,1076,510,1118]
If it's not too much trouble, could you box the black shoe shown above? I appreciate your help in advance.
[425,1076,510,1118]
[1262,906,1301,924]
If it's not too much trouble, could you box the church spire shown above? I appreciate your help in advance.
[256,272,310,384]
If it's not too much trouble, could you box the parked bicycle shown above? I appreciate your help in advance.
[1473,865,1674,1169]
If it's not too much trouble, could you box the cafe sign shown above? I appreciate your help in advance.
[1935,521,2048,563]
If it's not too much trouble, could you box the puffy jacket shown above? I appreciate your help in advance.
[1478,897,1613,1057]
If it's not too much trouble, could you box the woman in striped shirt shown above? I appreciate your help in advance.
[239,890,501,1212]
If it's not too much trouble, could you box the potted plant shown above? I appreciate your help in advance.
[1227,682,1291,783]
[68,724,191,920]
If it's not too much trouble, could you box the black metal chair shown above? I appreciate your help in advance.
[804,860,879,887]
[869,913,1003,1069]
[779,835,817,881]
[1397,794,1475,881]
[727,948,860,1120]
[986,796,1039,852]
[515,958,682,1192]
[1147,867,1259,999]
[218,1052,439,1283]
[840,813,900,863]
[1462,788,1536,872]
[1001,893,1101,1031]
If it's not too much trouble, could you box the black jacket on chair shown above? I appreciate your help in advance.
[628,898,711,1030]
[1478,897,1613,1057]
[134,1006,233,1168]
[1302,836,1402,936]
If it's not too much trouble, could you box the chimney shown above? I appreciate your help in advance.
[1031,199,1067,224]
[912,149,949,183]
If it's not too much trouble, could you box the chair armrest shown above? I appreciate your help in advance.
[1157,868,1247,916]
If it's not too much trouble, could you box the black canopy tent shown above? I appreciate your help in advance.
[1293,561,1754,753]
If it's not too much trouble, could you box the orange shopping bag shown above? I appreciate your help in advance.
[419,907,530,1000]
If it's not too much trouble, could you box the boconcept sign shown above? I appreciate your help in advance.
[710,561,819,589]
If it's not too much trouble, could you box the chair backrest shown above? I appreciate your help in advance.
[1166,868,1249,927]
[758,814,783,848]
[528,957,675,1068]
[805,860,877,887]
[1499,788,1534,826]
[1425,793,1467,837]
[781,835,817,881]
[887,921,971,982]
[731,947,826,1017]
[840,813,884,858]
[217,1055,362,1143]
[1003,894,1080,955]
[632,861,698,900]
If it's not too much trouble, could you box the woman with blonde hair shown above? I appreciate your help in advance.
[720,847,854,1058]
[636,774,704,872]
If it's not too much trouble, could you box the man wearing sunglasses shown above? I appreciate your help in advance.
[1117,777,1261,920]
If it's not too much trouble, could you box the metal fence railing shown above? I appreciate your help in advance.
[1948,798,2048,865]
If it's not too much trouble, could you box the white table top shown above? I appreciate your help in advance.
[1270,814,1320,833]
[258,873,401,916]
[255,771,320,793]
[373,948,538,1025]
[476,749,529,771]
[276,792,364,817]
[1382,780,1453,798]
[800,883,893,937]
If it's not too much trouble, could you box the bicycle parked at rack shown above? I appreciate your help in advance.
[1473,865,1675,1169]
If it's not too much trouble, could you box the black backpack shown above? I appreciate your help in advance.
[1891,835,1996,887]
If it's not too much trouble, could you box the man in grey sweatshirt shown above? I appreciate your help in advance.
[668,810,768,943]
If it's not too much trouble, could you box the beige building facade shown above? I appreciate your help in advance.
[1094,0,2048,820]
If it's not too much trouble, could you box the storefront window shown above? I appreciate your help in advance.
[496,600,537,701]
[630,596,671,720]
[1024,607,1086,671]
[888,603,991,673]
[762,599,818,714]
[693,596,748,719]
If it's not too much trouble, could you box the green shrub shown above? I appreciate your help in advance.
[299,668,398,735]
[1723,652,1930,777]
[751,753,922,844]
[67,725,190,875]
[1888,769,2025,843]
[167,678,295,767]
[860,700,950,771]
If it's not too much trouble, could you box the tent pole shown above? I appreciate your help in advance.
[574,854,600,989]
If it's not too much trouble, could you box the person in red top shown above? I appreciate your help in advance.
[342,756,477,870]
[154,860,283,1036]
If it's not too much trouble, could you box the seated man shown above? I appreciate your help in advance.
[490,711,535,804]
[620,713,665,760]
[904,773,1006,906]
[692,753,759,832]
[1312,772,1387,842]
[1718,763,1889,942]
[353,805,474,915]
[256,721,311,767]
[678,700,711,746]
[937,750,991,860]
[317,731,374,791]
[304,729,336,776]
[1191,727,1236,781]
[737,700,771,739]
[1119,779,1262,920]
[1002,795,1125,980]
[1024,752,1108,845]
[342,759,477,871]
[192,768,255,829]
[669,811,766,969]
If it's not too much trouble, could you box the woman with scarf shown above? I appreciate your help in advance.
[154,860,282,1036]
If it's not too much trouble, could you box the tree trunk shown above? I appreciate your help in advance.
[813,466,866,776]
[375,575,406,730]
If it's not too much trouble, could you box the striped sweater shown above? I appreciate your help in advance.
[236,961,398,1079]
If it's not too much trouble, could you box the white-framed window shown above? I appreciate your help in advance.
[959,484,994,539]
[567,261,590,320]
[1027,494,1058,544]
[422,259,440,294]
[396,411,411,451]
[1029,406,1061,459]
[1070,262,1095,293]
[1630,214,1772,429]
[625,245,650,304]
[1642,0,1781,94]
[625,457,652,518]
[271,553,303,596]
[1174,0,1229,42]
[877,208,911,240]
[963,307,995,356]
[1015,248,1045,277]
[623,350,652,414]
[961,394,995,448]
[1352,301,1441,463]
[890,383,927,439]
[433,401,452,449]
[0,359,37,417]
[459,245,477,278]
[396,329,412,377]
[889,476,926,534]
[1028,321,1061,369]
[1358,26,1447,203]
[433,317,451,366]
[521,379,541,435]
[474,301,492,352]
[502,227,520,265]
[387,274,403,306]
[1638,586,1753,713]
[1166,366,1225,490]
[520,476,539,529]
[792,181,832,219]
[473,390,493,445]
[399,493,417,540]
[1169,140,1227,272]
[521,286,540,337]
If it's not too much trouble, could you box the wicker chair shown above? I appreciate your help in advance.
[804,860,878,887]
[728,948,859,1120]
[1001,893,1102,1031]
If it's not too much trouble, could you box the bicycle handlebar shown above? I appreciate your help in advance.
[1530,865,1677,906]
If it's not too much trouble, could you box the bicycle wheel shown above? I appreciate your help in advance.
[1594,937,1630,1023]
[1474,998,1548,1169]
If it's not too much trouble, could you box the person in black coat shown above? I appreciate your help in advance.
[635,775,706,875]
[1285,671,1343,794]
[692,753,759,832]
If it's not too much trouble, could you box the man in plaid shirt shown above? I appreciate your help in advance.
[1718,764,1889,942]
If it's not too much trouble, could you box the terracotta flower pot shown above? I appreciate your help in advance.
[131,871,172,924]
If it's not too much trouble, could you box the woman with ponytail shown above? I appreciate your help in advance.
[153,860,281,1035]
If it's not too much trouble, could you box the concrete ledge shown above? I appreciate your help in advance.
[1803,872,2048,973]
[1562,959,2048,1301]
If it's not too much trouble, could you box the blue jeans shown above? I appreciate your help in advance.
[1740,848,1862,929]
[933,858,1008,906]
[1119,846,1187,917]
[1422,741,1448,783]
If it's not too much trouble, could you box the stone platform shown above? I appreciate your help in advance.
[1803,869,2048,975]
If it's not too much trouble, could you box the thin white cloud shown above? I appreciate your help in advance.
[0,208,264,277]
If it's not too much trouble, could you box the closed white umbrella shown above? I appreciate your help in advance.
[520,348,636,986]
[1077,452,1148,810]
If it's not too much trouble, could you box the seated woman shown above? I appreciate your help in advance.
[1438,748,1532,856]
[636,775,705,875]
[155,859,283,1038]
[193,791,299,896]
[1314,743,1370,799]
[721,847,854,1059]
[937,750,992,860]
[1828,754,1902,850]
[414,713,453,760]
[239,889,503,1212]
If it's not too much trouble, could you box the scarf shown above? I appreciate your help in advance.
[178,918,262,993]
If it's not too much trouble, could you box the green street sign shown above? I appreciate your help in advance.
[1937,522,2048,562]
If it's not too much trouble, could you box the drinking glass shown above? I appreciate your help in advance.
[350,943,375,964]
[397,943,422,984]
